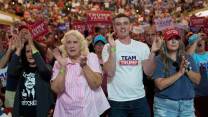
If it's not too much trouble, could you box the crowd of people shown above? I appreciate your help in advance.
[0,0,208,117]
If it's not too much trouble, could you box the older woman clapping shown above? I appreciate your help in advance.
[51,30,109,117]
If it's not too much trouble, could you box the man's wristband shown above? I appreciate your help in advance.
[110,47,116,52]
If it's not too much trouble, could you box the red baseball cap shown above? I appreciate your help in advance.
[163,28,180,41]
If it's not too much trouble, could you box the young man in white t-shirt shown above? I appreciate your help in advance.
[102,13,162,117]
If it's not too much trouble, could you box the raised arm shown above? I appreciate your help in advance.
[50,48,67,95]
[0,37,16,68]
[102,33,116,78]
[0,49,13,69]
[186,41,198,55]
[7,35,24,78]
[80,54,102,90]
[25,30,52,81]
[143,36,163,76]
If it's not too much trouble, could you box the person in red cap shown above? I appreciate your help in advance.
[152,28,201,117]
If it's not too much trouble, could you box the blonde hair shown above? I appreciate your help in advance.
[61,30,89,56]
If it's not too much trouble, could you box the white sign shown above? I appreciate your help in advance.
[154,17,174,31]
[132,26,144,34]
[175,23,189,30]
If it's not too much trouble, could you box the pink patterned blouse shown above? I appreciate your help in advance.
[52,53,110,117]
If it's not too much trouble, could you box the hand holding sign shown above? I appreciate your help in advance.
[30,20,48,40]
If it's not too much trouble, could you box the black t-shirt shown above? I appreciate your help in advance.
[19,67,37,117]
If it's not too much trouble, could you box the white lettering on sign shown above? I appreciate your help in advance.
[154,17,173,31]
[87,11,112,22]
[89,13,110,21]
[32,23,45,36]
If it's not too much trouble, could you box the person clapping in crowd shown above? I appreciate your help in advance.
[7,27,53,117]
[102,13,162,117]
[152,28,201,117]
[51,30,109,117]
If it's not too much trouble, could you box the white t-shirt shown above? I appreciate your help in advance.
[102,39,150,101]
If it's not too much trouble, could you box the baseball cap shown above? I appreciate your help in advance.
[163,29,180,41]
[93,35,107,45]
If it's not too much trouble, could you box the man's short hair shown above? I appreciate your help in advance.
[113,13,130,22]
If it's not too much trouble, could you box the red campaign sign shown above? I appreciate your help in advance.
[86,23,94,34]
[190,16,205,27]
[87,10,112,23]
[203,27,208,34]
[203,19,208,35]
[204,18,208,27]
[29,20,48,40]
[203,25,208,35]
[72,21,95,34]
[72,21,87,33]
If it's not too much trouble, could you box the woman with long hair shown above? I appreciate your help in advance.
[152,28,201,117]
[51,30,109,117]
[7,28,53,117]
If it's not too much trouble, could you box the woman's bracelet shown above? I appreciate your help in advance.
[59,67,66,75]
[110,47,116,52]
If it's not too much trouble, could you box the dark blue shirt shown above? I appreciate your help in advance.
[152,55,199,100]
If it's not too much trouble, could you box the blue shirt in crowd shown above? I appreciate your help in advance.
[192,52,208,96]
[152,55,199,100]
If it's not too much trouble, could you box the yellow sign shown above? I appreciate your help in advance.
[0,11,21,25]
